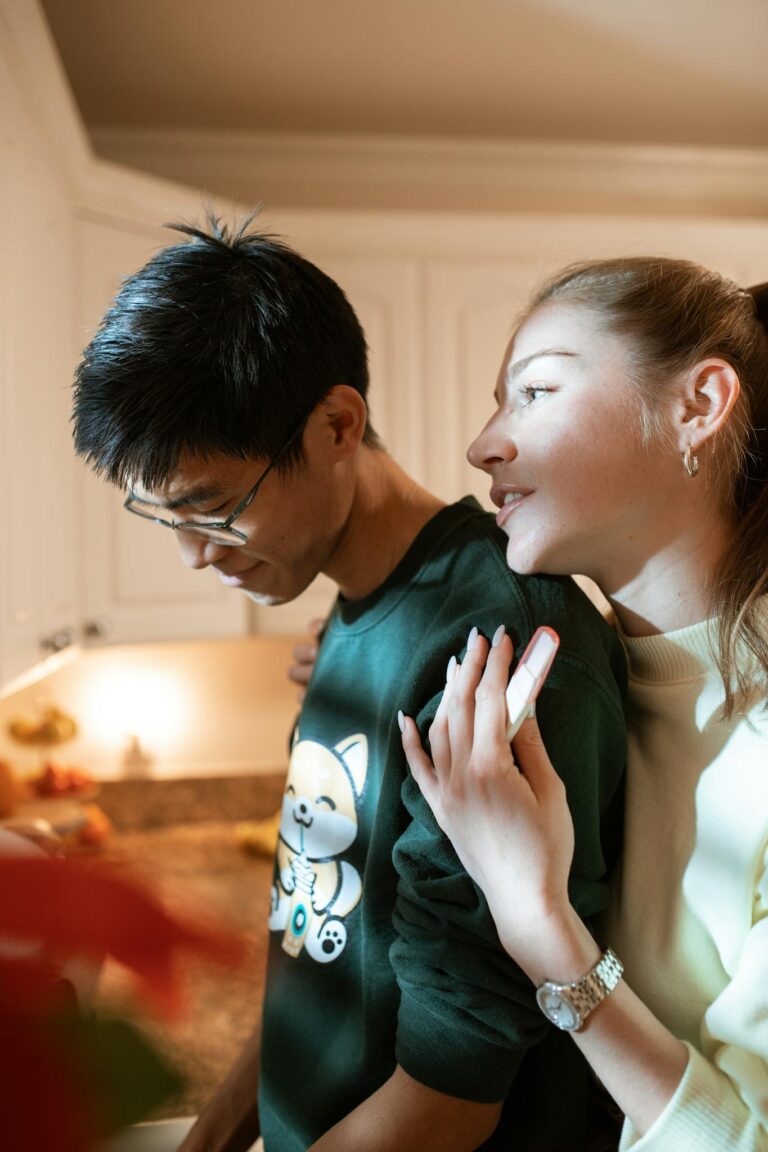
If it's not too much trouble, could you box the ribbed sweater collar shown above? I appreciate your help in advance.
[617,597,768,685]
[617,617,717,685]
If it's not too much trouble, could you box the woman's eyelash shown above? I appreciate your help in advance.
[519,383,554,405]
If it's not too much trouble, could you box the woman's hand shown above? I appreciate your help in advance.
[399,626,579,978]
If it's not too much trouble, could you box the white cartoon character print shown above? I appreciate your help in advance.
[269,732,367,963]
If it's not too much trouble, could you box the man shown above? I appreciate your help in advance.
[72,216,626,1152]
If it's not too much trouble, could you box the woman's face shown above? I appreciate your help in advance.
[468,300,679,583]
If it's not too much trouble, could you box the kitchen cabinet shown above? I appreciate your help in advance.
[72,214,768,644]
[74,237,430,641]
[249,253,425,635]
[0,22,78,687]
[4,0,768,687]
[76,215,249,645]
[291,211,768,523]
[0,2,249,688]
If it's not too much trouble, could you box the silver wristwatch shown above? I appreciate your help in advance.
[535,947,623,1032]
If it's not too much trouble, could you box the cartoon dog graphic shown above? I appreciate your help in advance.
[269,732,367,963]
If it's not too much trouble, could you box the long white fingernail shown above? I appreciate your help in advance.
[397,709,405,732]
[467,626,479,651]
[492,624,506,647]
[446,655,458,682]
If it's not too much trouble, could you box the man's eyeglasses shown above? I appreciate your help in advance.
[124,411,311,546]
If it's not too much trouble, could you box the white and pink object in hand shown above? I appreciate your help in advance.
[505,626,560,742]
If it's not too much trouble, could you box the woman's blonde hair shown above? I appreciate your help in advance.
[528,257,768,715]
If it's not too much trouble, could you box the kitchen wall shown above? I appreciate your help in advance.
[3,0,767,786]
[0,635,300,780]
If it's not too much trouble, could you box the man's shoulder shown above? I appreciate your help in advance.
[425,497,518,581]
[430,500,609,622]
[430,499,625,685]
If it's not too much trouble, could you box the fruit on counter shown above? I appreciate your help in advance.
[7,703,78,746]
[31,760,95,798]
[73,803,112,849]
[0,759,20,819]
[235,811,281,857]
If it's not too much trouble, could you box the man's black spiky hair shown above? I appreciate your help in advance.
[72,208,377,489]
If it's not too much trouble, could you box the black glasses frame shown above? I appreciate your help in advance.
[123,409,312,546]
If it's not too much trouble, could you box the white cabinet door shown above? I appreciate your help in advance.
[252,253,424,634]
[0,38,78,687]
[420,218,768,513]
[424,259,537,510]
[62,207,768,651]
[76,217,248,644]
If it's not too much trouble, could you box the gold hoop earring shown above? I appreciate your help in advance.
[683,447,699,478]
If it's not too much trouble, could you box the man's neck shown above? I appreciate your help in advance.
[325,450,445,601]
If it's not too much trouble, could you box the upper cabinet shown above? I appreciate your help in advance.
[3,1,768,689]
[286,211,768,517]
[75,215,248,645]
[0,20,78,687]
[0,2,250,687]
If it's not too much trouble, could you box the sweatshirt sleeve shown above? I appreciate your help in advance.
[619,845,768,1151]
[390,643,627,1103]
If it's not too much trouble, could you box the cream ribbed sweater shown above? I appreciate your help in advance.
[599,611,768,1151]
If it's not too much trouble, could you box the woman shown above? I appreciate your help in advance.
[399,258,768,1150]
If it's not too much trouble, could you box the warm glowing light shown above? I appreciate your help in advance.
[83,661,188,762]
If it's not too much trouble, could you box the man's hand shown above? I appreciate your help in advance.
[287,617,326,702]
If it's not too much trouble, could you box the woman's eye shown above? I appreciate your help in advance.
[520,384,552,406]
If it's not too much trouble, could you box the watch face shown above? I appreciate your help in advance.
[536,985,581,1031]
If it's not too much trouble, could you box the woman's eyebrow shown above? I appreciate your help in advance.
[506,348,579,383]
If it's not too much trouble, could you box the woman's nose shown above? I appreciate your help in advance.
[467,416,517,473]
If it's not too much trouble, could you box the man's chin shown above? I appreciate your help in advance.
[237,564,318,607]
[244,589,289,607]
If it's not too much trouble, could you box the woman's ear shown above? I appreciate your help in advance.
[315,385,368,459]
[676,358,741,454]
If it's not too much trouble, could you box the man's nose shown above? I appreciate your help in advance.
[467,417,518,472]
[175,531,230,570]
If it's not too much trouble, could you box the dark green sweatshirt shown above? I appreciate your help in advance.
[260,498,627,1151]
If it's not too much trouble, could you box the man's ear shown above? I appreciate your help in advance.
[315,385,368,459]
[676,358,741,454]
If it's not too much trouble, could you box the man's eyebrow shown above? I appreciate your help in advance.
[506,348,580,383]
[130,484,228,511]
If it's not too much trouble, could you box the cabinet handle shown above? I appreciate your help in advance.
[82,616,113,641]
[40,628,76,654]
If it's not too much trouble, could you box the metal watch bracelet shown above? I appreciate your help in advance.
[536,947,623,1031]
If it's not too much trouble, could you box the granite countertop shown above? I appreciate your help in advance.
[92,774,285,1120]
[96,773,286,831]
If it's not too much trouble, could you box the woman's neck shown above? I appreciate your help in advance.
[599,511,735,638]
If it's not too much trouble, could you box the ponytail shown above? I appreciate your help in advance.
[716,283,768,715]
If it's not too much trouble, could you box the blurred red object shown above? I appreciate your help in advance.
[0,850,245,1151]
[0,854,244,1015]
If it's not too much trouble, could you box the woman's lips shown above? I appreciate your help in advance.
[491,486,533,530]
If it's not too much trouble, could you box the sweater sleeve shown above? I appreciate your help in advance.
[390,645,627,1103]
[619,844,768,1151]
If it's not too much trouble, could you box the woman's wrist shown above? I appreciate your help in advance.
[496,902,602,987]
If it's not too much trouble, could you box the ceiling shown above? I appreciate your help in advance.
[41,0,768,149]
